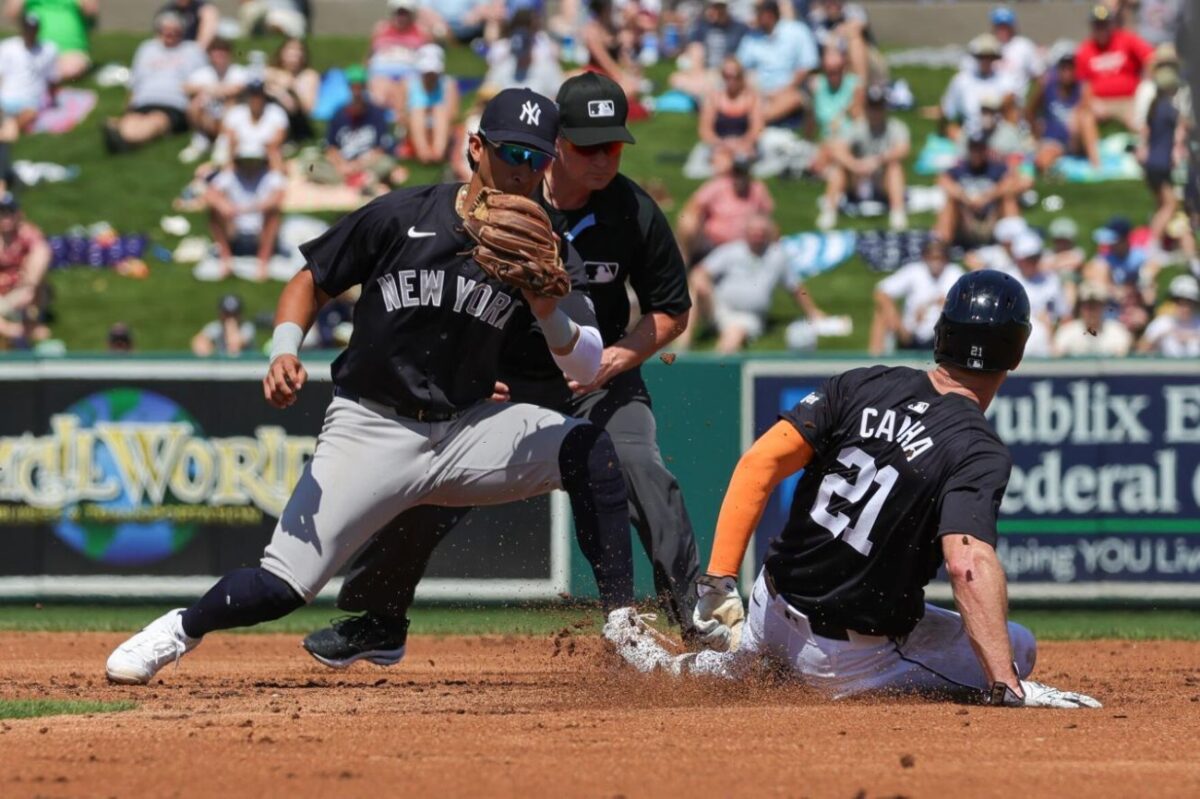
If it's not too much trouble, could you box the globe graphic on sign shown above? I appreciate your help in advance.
[53,388,200,566]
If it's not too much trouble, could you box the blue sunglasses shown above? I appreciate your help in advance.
[483,135,553,171]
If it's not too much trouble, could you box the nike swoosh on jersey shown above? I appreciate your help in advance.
[407,227,436,238]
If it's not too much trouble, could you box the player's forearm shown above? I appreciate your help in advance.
[611,310,688,369]
[708,421,814,576]
[538,306,602,384]
[273,269,328,333]
[944,536,1020,690]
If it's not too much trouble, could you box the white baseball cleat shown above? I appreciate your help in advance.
[106,608,199,685]
[602,607,680,674]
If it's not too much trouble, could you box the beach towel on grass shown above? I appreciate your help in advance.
[779,231,857,281]
[32,88,97,134]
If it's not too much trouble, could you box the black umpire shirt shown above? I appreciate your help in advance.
[499,173,692,408]
[767,365,1012,637]
[300,184,595,415]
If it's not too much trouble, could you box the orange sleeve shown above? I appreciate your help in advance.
[706,421,815,577]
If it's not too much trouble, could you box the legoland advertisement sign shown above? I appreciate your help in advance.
[744,359,1200,600]
[0,360,566,601]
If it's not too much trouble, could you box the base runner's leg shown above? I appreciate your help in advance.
[427,402,634,610]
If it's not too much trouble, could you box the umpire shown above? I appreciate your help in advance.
[303,74,700,666]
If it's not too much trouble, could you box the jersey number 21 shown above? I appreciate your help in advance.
[809,446,898,556]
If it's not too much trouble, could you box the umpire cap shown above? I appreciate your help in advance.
[934,270,1031,372]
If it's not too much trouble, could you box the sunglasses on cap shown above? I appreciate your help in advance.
[483,135,553,171]
[566,139,624,158]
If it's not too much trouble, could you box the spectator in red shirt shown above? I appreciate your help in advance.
[675,153,774,266]
[1076,3,1153,126]
[0,193,50,347]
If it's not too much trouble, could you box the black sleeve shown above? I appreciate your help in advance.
[629,197,692,317]
[558,240,598,328]
[299,196,397,297]
[935,440,1012,548]
[779,374,844,457]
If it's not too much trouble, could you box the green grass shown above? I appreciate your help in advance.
[0,698,136,720]
[21,35,1168,353]
[0,603,602,636]
[1,604,1198,640]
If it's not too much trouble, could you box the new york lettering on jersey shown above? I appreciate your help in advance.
[766,365,1012,636]
[301,184,535,414]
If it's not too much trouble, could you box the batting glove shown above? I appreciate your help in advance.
[988,680,1102,709]
[692,575,745,652]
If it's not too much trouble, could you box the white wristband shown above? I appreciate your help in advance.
[551,324,603,385]
[268,321,304,363]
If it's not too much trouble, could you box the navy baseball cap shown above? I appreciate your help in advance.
[218,294,243,316]
[478,88,559,156]
[1093,216,1132,245]
[0,192,19,213]
[556,73,636,146]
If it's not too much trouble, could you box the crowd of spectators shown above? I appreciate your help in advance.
[0,0,1196,359]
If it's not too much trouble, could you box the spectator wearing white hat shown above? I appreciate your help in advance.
[403,43,458,166]
[941,33,1019,136]
[1053,282,1132,357]
[869,237,964,356]
[1002,231,1067,357]
[204,141,285,281]
[1138,274,1200,357]
[192,293,256,356]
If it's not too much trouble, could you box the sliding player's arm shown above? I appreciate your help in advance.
[693,421,815,651]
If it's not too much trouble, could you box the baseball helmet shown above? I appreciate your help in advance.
[934,269,1031,372]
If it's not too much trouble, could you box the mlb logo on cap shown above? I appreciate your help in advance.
[588,100,616,119]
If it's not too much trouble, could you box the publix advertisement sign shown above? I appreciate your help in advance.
[745,360,1200,599]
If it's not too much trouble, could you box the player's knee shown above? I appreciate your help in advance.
[254,568,308,615]
[559,424,625,505]
[1009,621,1037,677]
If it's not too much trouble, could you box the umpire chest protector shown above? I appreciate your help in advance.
[544,174,691,347]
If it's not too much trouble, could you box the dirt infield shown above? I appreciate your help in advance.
[1,632,1198,798]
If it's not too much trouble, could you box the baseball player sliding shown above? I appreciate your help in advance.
[607,270,1102,708]
[300,73,702,668]
[105,88,637,684]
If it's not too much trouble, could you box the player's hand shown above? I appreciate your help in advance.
[567,346,631,396]
[490,381,511,402]
[263,354,307,409]
[989,680,1102,709]
[692,574,745,652]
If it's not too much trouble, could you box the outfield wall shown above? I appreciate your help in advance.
[0,355,1198,603]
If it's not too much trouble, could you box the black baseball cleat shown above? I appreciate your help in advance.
[302,613,409,668]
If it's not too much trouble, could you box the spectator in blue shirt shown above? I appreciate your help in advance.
[735,0,819,125]
[1083,215,1161,334]
[298,65,406,193]
[669,0,749,100]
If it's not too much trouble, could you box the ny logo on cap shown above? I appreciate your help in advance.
[520,101,542,126]
[587,100,615,118]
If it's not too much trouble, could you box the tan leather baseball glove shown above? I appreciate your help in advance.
[462,188,571,298]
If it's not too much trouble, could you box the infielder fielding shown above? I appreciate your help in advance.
[105,88,636,684]
[607,270,1102,708]
[301,73,701,667]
